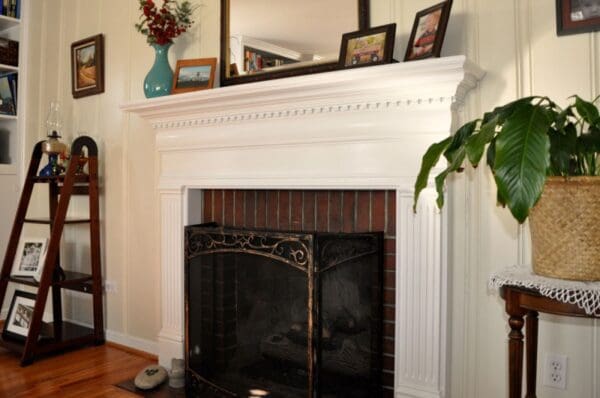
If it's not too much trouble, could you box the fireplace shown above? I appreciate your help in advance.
[122,56,484,398]
[185,225,383,397]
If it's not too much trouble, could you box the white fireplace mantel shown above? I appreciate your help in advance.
[122,55,484,398]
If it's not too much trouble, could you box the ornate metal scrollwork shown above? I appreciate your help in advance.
[318,235,380,273]
[186,227,312,272]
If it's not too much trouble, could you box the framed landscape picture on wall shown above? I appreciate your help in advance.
[71,34,105,98]
[556,0,600,35]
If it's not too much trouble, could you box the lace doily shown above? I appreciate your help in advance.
[489,266,600,316]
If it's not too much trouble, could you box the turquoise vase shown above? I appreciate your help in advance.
[144,43,173,98]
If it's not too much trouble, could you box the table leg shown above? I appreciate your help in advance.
[525,311,539,398]
[508,313,525,398]
[505,288,527,398]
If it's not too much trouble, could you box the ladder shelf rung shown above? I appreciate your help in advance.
[6,271,94,292]
[31,175,90,184]
[24,218,91,224]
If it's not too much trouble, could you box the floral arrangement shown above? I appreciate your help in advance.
[135,0,196,45]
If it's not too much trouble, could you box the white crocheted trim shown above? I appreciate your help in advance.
[489,266,600,316]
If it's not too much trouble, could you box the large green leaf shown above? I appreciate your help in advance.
[435,146,467,208]
[494,103,551,223]
[484,96,537,124]
[465,116,498,166]
[443,121,477,163]
[574,96,600,126]
[413,137,452,211]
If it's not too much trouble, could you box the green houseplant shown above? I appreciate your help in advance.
[413,95,600,280]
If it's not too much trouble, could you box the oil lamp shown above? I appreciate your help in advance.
[39,101,67,177]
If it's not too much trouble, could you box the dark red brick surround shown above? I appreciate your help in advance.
[201,189,396,394]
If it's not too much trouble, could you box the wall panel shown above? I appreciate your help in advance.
[21,1,600,396]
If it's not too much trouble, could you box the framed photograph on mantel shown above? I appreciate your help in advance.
[71,34,105,98]
[404,0,453,61]
[556,0,600,35]
[171,58,217,94]
[339,24,396,68]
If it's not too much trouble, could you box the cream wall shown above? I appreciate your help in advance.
[20,0,219,350]
[16,0,599,397]
[372,1,599,398]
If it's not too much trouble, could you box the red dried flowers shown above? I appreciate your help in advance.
[135,0,196,45]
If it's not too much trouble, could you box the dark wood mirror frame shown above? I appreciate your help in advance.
[220,0,370,87]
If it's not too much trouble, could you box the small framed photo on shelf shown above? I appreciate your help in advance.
[11,237,48,281]
[171,58,217,94]
[2,290,37,341]
[556,0,600,35]
[404,0,453,61]
[0,72,16,115]
[71,34,105,99]
[339,23,396,68]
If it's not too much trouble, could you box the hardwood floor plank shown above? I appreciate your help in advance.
[0,344,154,397]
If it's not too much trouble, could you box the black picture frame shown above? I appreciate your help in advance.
[404,0,453,61]
[556,0,600,36]
[2,290,37,341]
[71,34,105,99]
[338,23,397,69]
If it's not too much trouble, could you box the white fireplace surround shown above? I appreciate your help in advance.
[122,56,483,398]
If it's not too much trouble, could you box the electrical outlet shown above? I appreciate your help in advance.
[104,280,117,294]
[543,353,567,390]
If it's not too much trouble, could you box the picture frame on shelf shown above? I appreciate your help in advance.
[556,0,600,35]
[2,290,37,341]
[404,0,453,61]
[71,34,105,99]
[0,73,16,115]
[11,237,48,281]
[171,58,217,94]
[338,23,396,68]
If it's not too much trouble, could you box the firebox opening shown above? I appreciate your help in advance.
[185,225,383,397]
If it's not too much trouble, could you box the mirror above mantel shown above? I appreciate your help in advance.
[220,0,370,86]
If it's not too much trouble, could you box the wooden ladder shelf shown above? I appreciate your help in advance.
[0,136,104,365]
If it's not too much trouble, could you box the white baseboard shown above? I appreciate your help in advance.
[55,315,158,356]
[395,385,443,398]
[106,329,158,356]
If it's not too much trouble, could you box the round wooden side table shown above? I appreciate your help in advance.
[500,285,600,398]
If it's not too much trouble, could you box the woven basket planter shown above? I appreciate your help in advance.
[529,176,600,281]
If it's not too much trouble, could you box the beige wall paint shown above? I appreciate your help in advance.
[24,0,219,344]
[21,0,598,396]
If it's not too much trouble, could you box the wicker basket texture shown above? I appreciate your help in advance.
[529,176,600,281]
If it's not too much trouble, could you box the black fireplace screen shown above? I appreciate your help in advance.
[185,225,382,398]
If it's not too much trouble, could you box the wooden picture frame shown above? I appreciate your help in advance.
[339,23,396,68]
[2,290,37,341]
[11,237,48,281]
[71,34,104,98]
[171,58,217,94]
[556,0,600,36]
[404,0,453,61]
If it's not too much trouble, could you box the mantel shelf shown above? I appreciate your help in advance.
[121,55,484,124]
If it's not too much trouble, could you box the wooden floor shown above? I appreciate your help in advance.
[0,344,155,397]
